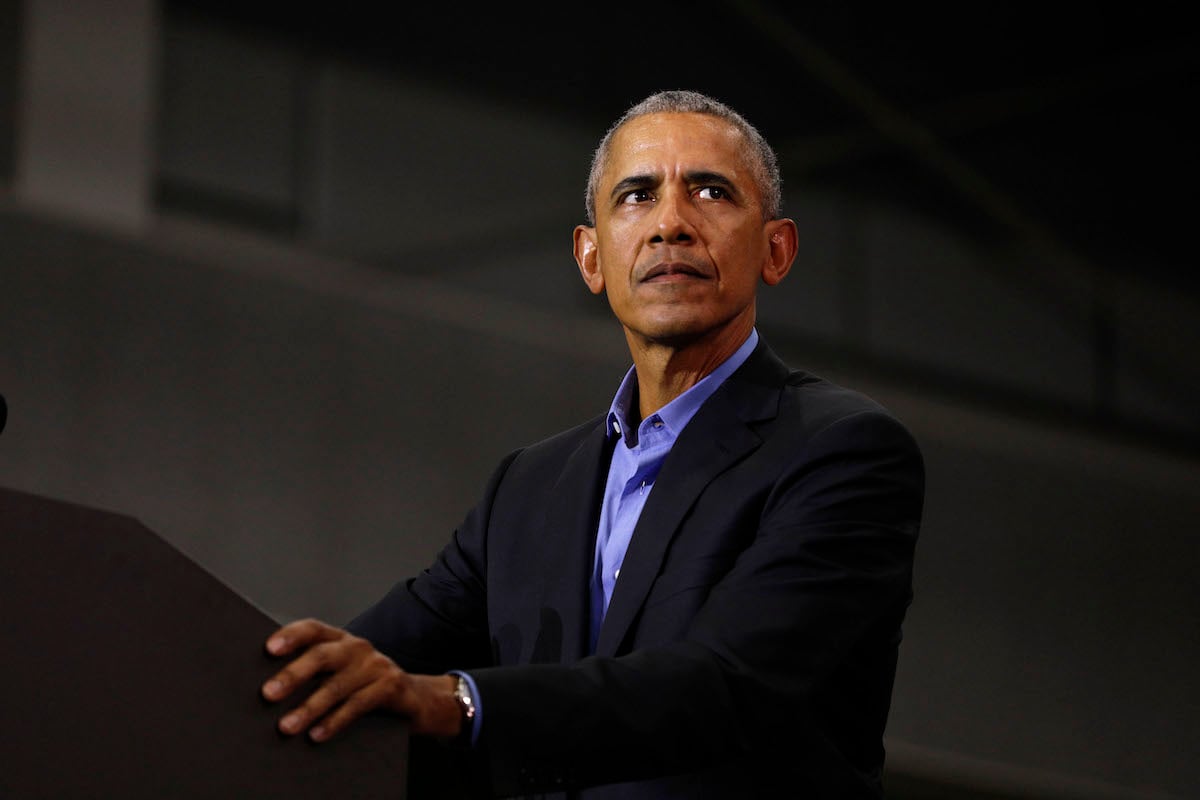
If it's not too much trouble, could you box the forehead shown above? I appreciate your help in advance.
[603,112,752,183]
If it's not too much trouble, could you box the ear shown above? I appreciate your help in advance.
[573,225,605,295]
[761,218,798,286]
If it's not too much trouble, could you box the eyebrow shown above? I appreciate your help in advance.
[685,171,737,193]
[609,174,657,203]
[608,170,740,203]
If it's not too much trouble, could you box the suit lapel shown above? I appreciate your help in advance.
[538,419,614,663]
[593,342,789,656]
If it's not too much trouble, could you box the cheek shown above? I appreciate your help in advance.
[597,244,640,283]
[601,218,646,254]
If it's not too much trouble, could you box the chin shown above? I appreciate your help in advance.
[632,306,754,349]
[634,317,718,348]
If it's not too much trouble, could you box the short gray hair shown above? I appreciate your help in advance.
[584,90,782,225]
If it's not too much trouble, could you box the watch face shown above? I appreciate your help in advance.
[455,677,476,718]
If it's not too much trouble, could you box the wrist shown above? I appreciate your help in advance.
[449,673,477,748]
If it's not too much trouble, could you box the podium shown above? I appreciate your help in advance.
[0,486,410,798]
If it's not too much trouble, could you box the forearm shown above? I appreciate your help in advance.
[471,642,745,791]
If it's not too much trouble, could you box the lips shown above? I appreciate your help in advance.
[640,261,712,282]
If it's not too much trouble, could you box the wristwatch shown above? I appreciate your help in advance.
[451,674,476,747]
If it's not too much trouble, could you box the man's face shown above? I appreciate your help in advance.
[574,112,794,352]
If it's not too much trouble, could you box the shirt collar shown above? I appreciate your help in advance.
[605,328,759,444]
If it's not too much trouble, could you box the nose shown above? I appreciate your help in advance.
[648,188,696,245]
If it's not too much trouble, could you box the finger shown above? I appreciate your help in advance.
[279,665,365,735]
[279,648,393,737]
[264,618,339,657]
[282,647,406,740]
[308,678,401,742]
[262,637,355,703]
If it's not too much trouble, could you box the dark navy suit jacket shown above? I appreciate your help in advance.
[348,338,925,798]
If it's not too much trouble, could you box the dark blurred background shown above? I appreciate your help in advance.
[1,2,1197,798]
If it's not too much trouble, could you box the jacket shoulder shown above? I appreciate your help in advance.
[739,339,912,439]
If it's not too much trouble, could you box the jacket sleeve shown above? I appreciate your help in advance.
[344,449,523,675]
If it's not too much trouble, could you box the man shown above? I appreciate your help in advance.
[261,90,924,798]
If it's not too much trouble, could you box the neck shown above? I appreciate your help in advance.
[625,321,753,420]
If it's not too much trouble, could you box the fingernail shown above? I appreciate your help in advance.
[310,725,327,742]
[267,636,286,654]
[281,713,301,733]
[263,679,282,698]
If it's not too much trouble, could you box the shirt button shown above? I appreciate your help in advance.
[614,568,621,579]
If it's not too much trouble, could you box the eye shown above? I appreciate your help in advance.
[620,189,654,205]
[696,186,727,200]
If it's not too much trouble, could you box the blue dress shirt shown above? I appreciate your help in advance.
[589,328,759,652]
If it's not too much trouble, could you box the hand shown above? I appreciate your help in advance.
[261,618,461,742]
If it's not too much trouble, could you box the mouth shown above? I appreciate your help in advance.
[640,261,712,283]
